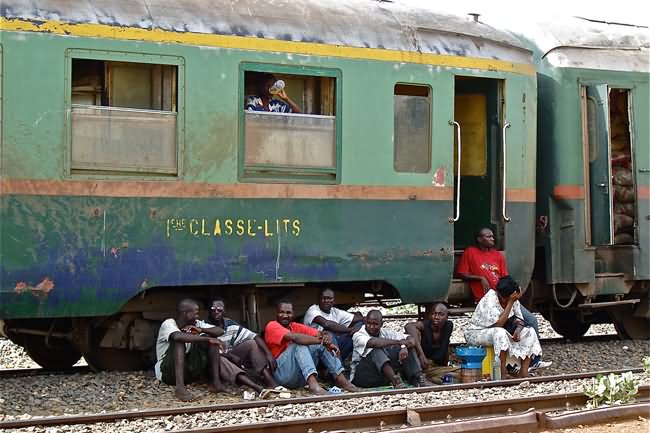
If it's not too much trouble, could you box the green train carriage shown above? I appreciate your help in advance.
[508,17,650,339]
[0,0,537,370]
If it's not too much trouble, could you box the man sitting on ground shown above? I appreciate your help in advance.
[405,302,459,384]
[351,309,433,389]
[197,298,279,389]
[303,288,363,362]
[264,301,359,395]
[155,298,265,401]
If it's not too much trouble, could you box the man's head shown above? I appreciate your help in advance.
[475,227,496,250]
[365,309,383,337]
[318,288,335,313]
[255,72,276,98]
[209,298,225,323]
[495,275,520,300]
[429,302,449,327]
[275,301,294,328]
[176,298,200,326]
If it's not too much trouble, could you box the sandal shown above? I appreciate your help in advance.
[327,386,344,394]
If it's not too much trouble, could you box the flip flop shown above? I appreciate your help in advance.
[258,389,273,399]
[327,386,344,394]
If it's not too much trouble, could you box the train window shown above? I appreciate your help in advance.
[393,84,431,173]
[68,55,182,175]
[241,66,340,182]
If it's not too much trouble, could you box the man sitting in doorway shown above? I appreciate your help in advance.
[154,298,265,401]
[264,301,359,395]
[303,288,363,362]
[351,309,433,389]
[197,298,278,389]
[456,227,550,371]
[405,302,459,384]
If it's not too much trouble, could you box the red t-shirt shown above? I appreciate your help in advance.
[456,246,508,303]
[264,320,319,358]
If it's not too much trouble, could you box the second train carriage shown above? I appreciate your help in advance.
[0,0,537,369]
[504,17,650,340]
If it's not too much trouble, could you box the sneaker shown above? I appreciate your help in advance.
[530,360,552,370]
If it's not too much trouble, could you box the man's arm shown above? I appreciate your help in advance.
[169,331,223,349]
[198,326,225,338]
[404,321,429,366]
[254,335,277,371]
[312,316,352,334]
[365,336,414,349]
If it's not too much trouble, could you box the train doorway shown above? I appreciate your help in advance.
[451,77,505,251]
[582,86,637,246]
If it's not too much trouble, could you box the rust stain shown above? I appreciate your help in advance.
[1,178,454,201]
[432,166,446,187]
[15,278,55,295]
[34,277,54,293]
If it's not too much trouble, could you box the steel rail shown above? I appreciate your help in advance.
[0,368,644,430]
[170,387,650,433]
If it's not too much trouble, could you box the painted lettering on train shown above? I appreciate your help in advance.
[166,218,301,238]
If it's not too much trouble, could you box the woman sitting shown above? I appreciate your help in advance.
[464,275,542,378]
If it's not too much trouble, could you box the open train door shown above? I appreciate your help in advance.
[583,85,614,245]
[451,77,506,253]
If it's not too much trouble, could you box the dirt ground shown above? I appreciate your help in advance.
[541,417,650,432]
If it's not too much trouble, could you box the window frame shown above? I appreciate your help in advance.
[64,49,185,178]
[238,62,342,184]
[393,83,433,174]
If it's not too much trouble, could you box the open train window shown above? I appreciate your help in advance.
[394,84,431,173]
[67,51,184,176]
[240,64,341,183]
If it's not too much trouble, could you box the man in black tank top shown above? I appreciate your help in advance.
[405,303,459,384]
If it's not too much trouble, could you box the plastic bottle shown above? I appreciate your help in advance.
[493,357,502,381]
[269,79,285,95]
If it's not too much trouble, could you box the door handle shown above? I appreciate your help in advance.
[502,122,511,222]
[449,120,461,223]
[597,183,607,188]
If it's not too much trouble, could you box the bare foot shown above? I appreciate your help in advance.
[175,387,195,402]
[308,384,329,395]
[208,383,227,394]
[335,374,360,392]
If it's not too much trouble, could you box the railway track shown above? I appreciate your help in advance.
[0,368,645,431]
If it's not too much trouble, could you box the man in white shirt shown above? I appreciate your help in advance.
[351,309,433,389]
[197,298,278,388]
[154,298,264,401]
[303,288,363,361]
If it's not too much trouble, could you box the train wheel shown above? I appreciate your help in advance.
[613,316,650,340]
[548,311,590,340]
[23,335,82,370]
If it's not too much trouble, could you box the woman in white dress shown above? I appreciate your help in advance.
[464,275,542,378]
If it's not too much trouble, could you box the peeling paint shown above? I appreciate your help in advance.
[433,166,446,187]
[14,278,54,295]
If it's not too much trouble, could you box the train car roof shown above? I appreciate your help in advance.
[489,15,649,72]
[1,0,533,64]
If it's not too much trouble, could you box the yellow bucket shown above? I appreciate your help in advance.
[481,346,494,380]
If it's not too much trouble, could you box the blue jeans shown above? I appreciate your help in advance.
[520,305,541,364]
[273,344,344,389]
[335,333,353,362]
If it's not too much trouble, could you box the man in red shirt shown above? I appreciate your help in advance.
[456,227,550,371]
[264,301,359,395]
[456,227,508,303]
